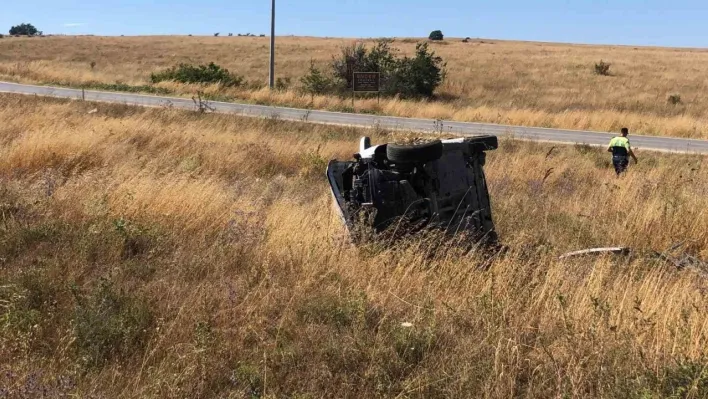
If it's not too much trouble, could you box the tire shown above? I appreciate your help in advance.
[467,135,498,152]
[386,140,443,164]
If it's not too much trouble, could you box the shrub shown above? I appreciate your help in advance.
[81,82,172,95]
[0,34,4,39]
[648,360,708,398]
[300,61,332,95]
[321,39,445,98]
[231,363,263,398]
[365,38,399,79]
[150,62,243,87]
[387,42,446,98]
[214,32,220,37]
[275,76,291,91]
[332,39,400,91]
[1,270,59,346]
[9,23,39,36]
[72,279,154,368]
[428,30,444,41]
[331,41,369,90]
[668,94,682,105]
[594,60,611,76]
[462,37,471,43]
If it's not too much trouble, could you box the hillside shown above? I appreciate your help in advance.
[1,94,707,397]
[2,35,708,139]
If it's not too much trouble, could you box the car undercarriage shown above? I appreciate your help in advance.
[327,135,499,244]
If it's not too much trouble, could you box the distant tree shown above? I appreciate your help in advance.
[428,30,444,41]
[228,33,233,37]
[214,32,220,37]
[9,23,39,36]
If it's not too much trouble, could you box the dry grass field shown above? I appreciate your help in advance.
[1,93,707,397]
[2,35,708,139]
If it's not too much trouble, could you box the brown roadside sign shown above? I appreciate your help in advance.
[353,72,380,92]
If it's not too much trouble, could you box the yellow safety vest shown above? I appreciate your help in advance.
[608,136,631,151]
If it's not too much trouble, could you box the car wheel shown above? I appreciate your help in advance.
[386,140,443,164]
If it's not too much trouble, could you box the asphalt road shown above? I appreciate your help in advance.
[2,81,707,154]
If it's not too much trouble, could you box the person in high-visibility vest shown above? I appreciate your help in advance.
[607,127,638,176]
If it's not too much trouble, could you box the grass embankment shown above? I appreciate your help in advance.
[2,35,708,139]
[1,94,707,397]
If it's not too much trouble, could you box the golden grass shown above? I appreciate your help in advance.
[1,94,707,397]
[2,35,708,139]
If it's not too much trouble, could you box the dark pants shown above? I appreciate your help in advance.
[613,156,629,175]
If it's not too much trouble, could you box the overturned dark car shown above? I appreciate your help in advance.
[327,135,499,244]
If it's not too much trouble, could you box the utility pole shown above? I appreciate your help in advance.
[269,0,275,89]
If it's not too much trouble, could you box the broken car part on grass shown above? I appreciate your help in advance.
[559,244,708,276]
[327,135,499,244]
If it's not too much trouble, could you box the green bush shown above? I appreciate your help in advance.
[331,41,369,90]
[1,270,59,343]
[330,39,400,90]
[389,42,446,97]
[150,62,243,87]
[325,39,445,98]
[73,279,154,368]
[79,82,172,95]
[9,23,39,36]
[647,359,708,397]
[428,30,444,41]
[300,61,332,95]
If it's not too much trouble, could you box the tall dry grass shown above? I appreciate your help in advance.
[2,35,708,138]
[0,93,707,397]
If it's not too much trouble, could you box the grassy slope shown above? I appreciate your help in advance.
[0,94,707,397]
[2,35,708,139]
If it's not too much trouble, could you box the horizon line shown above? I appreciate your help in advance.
[13,33,708,51]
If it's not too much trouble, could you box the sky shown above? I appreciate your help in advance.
[3,0,708,47]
